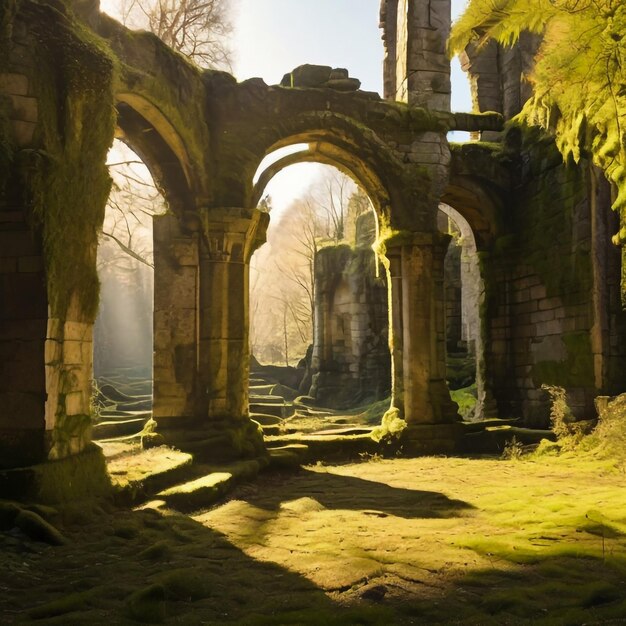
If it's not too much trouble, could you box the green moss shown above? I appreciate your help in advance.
[18,1,117,319]
[450,384,477,419]
[126,584,166,623]
[371,407,406,444]
[532,332,594,388]
[155,567,213,601]
[48,413,92,460]
[28,592,90,619]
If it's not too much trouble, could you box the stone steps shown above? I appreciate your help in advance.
[93,417,147,439]
[268,444,309,469]
[107,445,268,510]
[249,403,290,418]
[266,432,379,463]
[248,394,285,405]
[459,424,555,454]
[108,447,194,505]
[155,460,263,512]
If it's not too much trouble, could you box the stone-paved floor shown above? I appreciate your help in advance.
[2,455,626,624]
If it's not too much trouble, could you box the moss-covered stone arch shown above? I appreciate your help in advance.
[251,141,391,223]
[215,108,409,228]
[96,13,213,204]
[442,143,510,249]
[115,99,194,217]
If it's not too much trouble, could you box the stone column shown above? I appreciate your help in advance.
[385,233,460,452]
[394,0,451,110]
[197,208,268,422]
[154,207,269,462]
[386,247,405,413]
[152,213,200,426]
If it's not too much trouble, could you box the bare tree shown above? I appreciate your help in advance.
[98,140,166,273]
[119,0,233,69]
[249,169,369,366]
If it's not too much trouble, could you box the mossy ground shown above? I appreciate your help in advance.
[1,451,626,624]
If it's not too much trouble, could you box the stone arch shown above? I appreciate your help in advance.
[249,145,391,409]
[442,144,510,249]
[441,177,503,250]
[231,110,407,226]
[438,203,492,420]
[251,141,390,225]
[115,96,195,217]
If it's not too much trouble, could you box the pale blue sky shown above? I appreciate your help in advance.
[233,0,471,109]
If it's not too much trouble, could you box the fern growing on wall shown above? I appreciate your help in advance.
[450,0,626,254]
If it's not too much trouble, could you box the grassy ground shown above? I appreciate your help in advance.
[2,450,626,624]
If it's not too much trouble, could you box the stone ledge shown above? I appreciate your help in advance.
[401,423,463,455]
[0,443,111,503]
[450,112,504,133]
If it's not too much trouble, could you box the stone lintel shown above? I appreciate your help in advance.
[450,112,504,133]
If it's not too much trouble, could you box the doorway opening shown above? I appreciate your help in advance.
[439,203,484,420]
[92,139,166,441]
[249,160,390,434]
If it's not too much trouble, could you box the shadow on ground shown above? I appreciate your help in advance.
[225,467,475,520]
[0,501,396,625]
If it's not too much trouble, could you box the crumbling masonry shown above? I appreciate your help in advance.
[1,0,625,499]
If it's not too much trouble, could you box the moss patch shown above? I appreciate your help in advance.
[532,332,594,388]
[18,0,116,319]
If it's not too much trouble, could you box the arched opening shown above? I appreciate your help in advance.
[92,139,167,442]
[248,149,391,432]
[438,203,486,420]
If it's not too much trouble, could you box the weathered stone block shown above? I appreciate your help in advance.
[9,94,38,123]
[0,73,29,96]
[62,340,84,365]
[11,120,36,146]
[63,321,91,341]
[65,392,85,416]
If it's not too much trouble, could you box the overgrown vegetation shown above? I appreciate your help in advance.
[530,385,626,469]
[450,0,626,297]
[20,2,116,319]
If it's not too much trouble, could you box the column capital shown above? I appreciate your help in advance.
[375,229,451,256]
[198,207,269,263]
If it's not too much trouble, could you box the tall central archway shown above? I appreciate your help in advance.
[249,152,391,415]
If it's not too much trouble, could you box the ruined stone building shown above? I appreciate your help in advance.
[1,0,625,500]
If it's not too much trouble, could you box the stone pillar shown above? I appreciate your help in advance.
[380,0,398,100]
[0,215,47,469]
[386,247,405,413]
[385,233,460,452]
[197,208,268,422]
[152,213,200,426]
[154,207,269,462]
[394,0,451,110]
[460,32,541,121]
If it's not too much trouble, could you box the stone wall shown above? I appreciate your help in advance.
[485,137,626,425]
[0,22,47,468]
[1,7,115,469]
[381,0,451,110]
[460,33,541,121]
[310,213,390,408]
